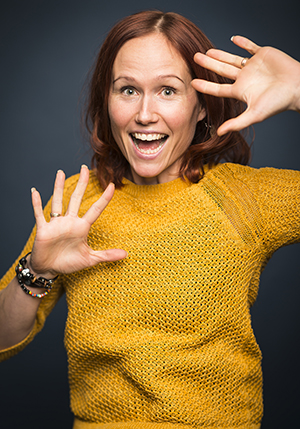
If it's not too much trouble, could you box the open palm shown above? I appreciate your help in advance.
[29,166,127,277]
[192,36,300,135]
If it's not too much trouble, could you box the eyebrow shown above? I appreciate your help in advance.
[112,74,185,84]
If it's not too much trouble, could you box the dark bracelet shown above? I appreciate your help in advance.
[15,252,58,289]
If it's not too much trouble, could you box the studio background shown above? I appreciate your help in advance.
[0,1,299,428]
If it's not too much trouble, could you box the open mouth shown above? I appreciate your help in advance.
[131,133,168,154]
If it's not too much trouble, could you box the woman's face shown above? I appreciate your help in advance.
[108,33,206,185]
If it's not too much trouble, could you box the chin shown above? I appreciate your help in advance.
[132,164,163,178]
[131,167,162,185]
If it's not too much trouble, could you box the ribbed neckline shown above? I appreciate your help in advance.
[121,177,192,199]
[119,164,217,199]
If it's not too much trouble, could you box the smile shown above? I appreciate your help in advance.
[131,133,168,154]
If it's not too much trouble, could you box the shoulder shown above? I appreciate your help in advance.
[206,162,300,186]
[203,163,300,212]
[204,163,300,251]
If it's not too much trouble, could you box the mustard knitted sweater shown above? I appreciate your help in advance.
[1,163,300,429]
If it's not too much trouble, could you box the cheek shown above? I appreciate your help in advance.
[166,96,200,131]
[108,101,132,157]
[108,105,120,131]
[168,109,198,137]
[108,99,129,134]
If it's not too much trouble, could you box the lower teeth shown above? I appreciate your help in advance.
[133,137,166,154]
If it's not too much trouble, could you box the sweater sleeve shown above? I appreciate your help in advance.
[227,163,300,256]
[0,173,81,362]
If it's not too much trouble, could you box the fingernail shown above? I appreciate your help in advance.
[230,36,235,41]
[31,187,36,193]
[81,164,88,169]
[57,169,63,173]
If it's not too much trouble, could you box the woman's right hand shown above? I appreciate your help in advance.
[29,165,127,278]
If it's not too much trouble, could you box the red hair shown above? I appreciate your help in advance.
[85,10,250,189]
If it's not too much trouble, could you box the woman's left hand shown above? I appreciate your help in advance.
[192,36,300,135]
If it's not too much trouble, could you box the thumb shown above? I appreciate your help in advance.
[90,248,128,264]
[217,108,257,135]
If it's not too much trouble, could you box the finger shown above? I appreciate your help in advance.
[82,183,115,225]
[51,169,65,219]
[206,48,246,70]
[31,188,47,227]
[66,165,89,216]
[194,52,239,80]
[217,108,257,135]
[231,35,261,56]
[192,79,234,99]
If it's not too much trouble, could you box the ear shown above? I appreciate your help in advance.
[197,106,207,122]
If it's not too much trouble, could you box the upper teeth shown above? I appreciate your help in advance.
[132,133,166,141]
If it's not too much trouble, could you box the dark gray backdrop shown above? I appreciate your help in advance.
[1,1,299,428]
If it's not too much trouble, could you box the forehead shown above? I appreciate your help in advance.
[111,33,191,80]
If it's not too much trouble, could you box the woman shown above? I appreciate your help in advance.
[0,10,299,429]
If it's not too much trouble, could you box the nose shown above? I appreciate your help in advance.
[135,94,158,125]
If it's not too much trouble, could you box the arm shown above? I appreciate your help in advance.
[0,165,127,351]
[0,273,43,350]
[192,36,300,135]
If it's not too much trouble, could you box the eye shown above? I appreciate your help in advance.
[161,87,175,96]
[121,87,137,96]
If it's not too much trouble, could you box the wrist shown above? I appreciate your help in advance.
[15,252,59,299]
[26,254,58,280]
[16,252,58,288]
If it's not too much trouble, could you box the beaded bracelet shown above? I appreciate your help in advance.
[15,252,58,289]
[19,282,50,299]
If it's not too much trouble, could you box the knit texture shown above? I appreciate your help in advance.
[1,163,299,428]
